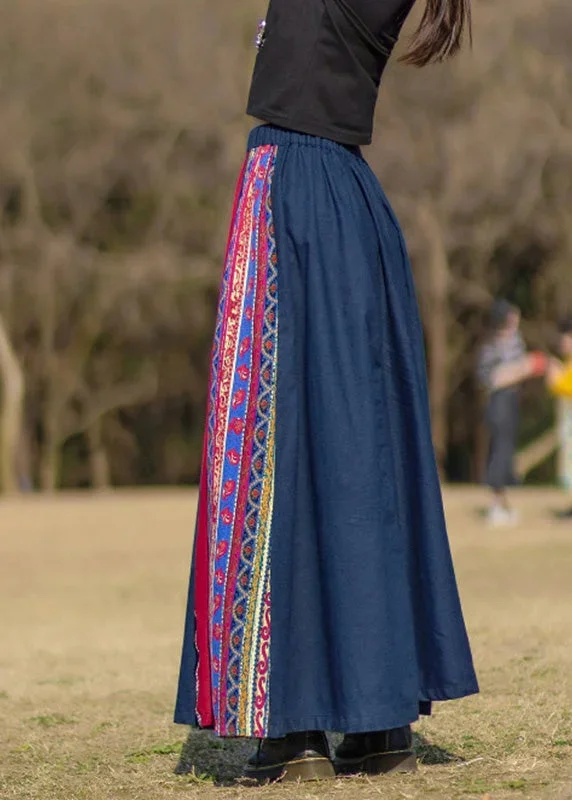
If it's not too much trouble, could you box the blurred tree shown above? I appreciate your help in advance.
[0,311,24,493]
[0,0,571,490]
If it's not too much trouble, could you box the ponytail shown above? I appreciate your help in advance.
[401,0,472,67]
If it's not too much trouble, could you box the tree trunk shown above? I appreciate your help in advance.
[0,313,25,495]
[87,419,111,491]
[473,401,488,484]
[418,204,449,477]
[38,241,60,493]
[39,443,59,492]
[17,428,34,492]
[39,402,60,492]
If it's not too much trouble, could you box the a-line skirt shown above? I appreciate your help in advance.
[175,125,478,739]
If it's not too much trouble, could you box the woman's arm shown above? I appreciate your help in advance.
[337,0,414,31]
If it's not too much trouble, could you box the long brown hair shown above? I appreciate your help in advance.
[401,0,472,67]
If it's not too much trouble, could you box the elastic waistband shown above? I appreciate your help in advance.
[247,124,361,155]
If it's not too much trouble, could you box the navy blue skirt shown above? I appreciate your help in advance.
[175,125,478,739]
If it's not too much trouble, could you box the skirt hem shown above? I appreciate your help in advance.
[174,681,478,737]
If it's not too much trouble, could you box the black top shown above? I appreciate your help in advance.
[246,0,417,146]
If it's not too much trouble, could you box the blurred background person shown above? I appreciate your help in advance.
[547,317,572,517]
[478,300,546,526]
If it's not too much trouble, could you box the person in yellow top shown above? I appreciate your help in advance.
[547,318,572,514]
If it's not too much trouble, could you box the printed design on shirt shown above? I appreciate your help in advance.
[255,19,267,51]
[200,143,277,737]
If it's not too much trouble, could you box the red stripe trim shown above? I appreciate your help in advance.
[194,154,248,727]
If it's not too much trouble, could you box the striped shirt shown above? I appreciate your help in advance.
[477,331,526,391]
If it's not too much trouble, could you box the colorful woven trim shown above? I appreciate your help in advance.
[195,144,278,737]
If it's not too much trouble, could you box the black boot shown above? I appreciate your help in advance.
[244,730,335,783]
[334,725,416,775]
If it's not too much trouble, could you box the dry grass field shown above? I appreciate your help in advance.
[1,487,572,800]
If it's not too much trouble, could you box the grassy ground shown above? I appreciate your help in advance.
[1,487,571,800]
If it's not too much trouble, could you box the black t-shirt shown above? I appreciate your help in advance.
[246,0,417,146]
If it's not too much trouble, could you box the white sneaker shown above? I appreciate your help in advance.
[487,506,517,527]
[505,508,519,525]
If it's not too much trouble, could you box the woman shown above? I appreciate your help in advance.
[175,0,479,783]
[477,300,545,526]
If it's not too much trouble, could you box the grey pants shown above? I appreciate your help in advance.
[485,390,520,491]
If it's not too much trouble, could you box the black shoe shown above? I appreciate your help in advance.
[334,725,417,775]
[244,730,335,783]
